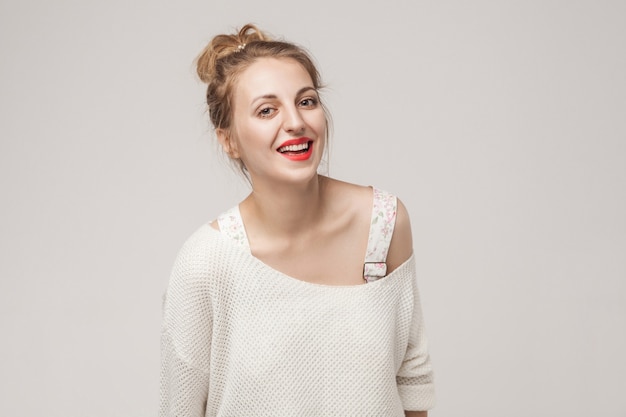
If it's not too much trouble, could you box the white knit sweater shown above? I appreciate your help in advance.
[160,225,435,416]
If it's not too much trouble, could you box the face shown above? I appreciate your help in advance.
[219,57,327,185]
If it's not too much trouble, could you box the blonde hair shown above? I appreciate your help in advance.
[195,24,330,175]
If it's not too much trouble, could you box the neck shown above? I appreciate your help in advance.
[241,175,327,238]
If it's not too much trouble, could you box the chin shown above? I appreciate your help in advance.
[279,166,320,185]
[252,165,321,188]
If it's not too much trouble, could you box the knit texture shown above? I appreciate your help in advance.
[160,226,435,416]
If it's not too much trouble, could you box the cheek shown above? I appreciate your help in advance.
[231,119,278,162]
[233,119,266,145]
[307,110,327,135]
[310,113,327,155]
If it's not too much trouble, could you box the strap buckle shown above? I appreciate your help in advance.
[363,262,387,283]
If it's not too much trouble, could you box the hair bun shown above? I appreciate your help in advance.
[196,24,269,84]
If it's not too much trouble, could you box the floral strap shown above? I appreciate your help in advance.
[217,205,251,250]
[363,188,397,283]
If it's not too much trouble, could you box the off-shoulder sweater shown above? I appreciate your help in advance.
[160,191,435,416]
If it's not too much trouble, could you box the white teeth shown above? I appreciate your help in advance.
[278,142,309,153]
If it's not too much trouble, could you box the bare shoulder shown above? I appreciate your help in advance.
[322,176,372,200]
[321,176,373,221]
[387,197,413,273]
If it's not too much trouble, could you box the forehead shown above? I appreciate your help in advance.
[234,57,314,100]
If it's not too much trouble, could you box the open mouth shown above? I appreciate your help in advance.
[277,141,312,155]
[276,140,314,161]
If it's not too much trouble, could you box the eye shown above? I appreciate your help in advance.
[299,97,318,108]
[257,106,276,118]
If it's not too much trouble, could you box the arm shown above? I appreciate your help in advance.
[405,412,428,417]
[160,232,213,416]
[386,198,413,274]
[388,199,436,414]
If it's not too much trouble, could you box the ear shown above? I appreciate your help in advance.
[216,128,240,159]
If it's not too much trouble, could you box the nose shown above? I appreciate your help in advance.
[282,105,306,134]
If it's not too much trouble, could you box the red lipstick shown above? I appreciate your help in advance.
[276,137,313,161]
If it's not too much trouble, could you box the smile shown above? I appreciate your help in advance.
[276,138,314,161]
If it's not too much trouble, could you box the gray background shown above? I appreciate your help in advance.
[1,0,625,416]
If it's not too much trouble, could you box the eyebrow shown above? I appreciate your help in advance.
[251,86,317,105]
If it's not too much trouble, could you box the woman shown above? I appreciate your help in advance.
[160,24,435,417]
